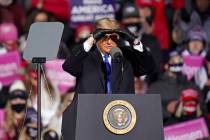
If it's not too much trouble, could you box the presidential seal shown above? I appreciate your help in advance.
[103,100,137,135]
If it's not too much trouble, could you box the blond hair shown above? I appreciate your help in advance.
[94,18,120,30]
[5,102,26,139]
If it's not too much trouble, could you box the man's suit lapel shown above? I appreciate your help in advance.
[90,47,106,90]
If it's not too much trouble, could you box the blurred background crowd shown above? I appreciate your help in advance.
[1,0,210,139]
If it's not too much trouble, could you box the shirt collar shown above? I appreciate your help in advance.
[97,47,111,64]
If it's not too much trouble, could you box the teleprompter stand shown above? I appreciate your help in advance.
[23,22,64,140]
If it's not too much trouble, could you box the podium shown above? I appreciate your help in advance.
[62,94,164,140]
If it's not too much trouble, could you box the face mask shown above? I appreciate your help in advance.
[169,63,183,73]
[26,126,38,140]
[11,104,26,113]
[145,16,153,25]
[125,23,142,35]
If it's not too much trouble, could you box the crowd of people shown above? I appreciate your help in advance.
[0,0,210,139]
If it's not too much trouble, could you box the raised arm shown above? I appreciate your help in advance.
[62,36,95,77]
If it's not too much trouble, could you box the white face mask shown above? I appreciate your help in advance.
[0,0,13,6]
[168,63,183,73]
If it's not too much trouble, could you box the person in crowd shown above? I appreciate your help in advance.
[4,80,28,140]
[170,0,190,46]
[0,22,18,54]
[30,0,69,21]
[18,8,55,52]
[121,2,162,84]
[0,82,8,140]
[135,0,155,35]
[195,50,210,119]
[173,88,203,123]
[121,2,162,67]
[22,67,61,137]
[24,9,55,33]
[164,0,184,32]
[135,0,170,52]
[29,74,60,128]
[18,107,38,140]
[0,0,26,35]
[191,0,210,43]
[22,8,72,59]
[173,0,210,45]
[181,25,208,81]
[147,51,201,125]
[181,25,208,57]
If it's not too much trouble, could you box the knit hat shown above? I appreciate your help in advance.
[122,3,140,19]
[180,88,199,102]
[0,22,18,42]
[9,80,27,100]
[169,50,179,58]
[187,25,208,44]
[9,80,26,93]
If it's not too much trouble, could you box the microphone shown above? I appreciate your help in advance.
[110,47,124,73]
[110,47,123,60]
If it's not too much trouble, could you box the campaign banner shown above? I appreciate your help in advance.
[44,59,76,94]
[182,55,204,80]
[69,0,115,26]
[0,51,21,85]
[164,118,209,140]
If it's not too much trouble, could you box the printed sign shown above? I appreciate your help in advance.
[44,59,76,94]
[164,118,209,140]
[0,51,21,85]
[69,0,115,26]
[182,56,204,80]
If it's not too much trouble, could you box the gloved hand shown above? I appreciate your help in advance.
[93,28,137,45]
[114,29,137,44]
[115,29,144,52]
